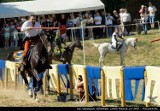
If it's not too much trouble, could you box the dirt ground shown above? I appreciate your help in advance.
[0,88,55,107]
[0,86,104,107]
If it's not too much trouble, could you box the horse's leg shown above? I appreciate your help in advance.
[20,70,29,90]
[102,52,108,65]
[46,69,50,95]
[32,76,39,101]
[31,69,41,91]
[99,53,106,66]
[120,53,125,66]
[28,76,33,98]
[99,55,104,66]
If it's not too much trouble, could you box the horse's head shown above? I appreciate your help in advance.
[40,34,52,53]
[126,38,138,49]
[74,40,83,50]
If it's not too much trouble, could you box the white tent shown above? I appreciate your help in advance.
[0,0,104,18]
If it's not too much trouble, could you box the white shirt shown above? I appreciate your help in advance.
[121,13,131,23]
[148,6,157,16]
[21,21,41,37]
[94,16,102,25]
[111,32,119,48]
[141,13,149,23]
[106,16,113,25]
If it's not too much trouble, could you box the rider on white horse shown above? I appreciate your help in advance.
[111,28,125,52]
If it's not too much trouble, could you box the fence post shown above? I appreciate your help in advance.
[69,66,73,100]
[101,69,105,106]
[43,70,47,97]
[144,70,150,107]
[120,68,126,107]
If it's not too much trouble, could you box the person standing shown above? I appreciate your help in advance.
[113,10,120,30]
[94,11,102,39]
[4,24,10,48]
[20,15,42,71]
[121,9,131,36]
[106,13,113,38]
[148,2,157,29]
[140,6,149,35]
[13,28,19,47]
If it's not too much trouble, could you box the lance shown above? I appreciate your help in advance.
[150,38,160,43]
[16,27,60,30]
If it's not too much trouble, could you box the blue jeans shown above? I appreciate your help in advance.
[106,24,112,37]
[142,22,148,34]
[149,16,155,24]
[29,72,44,94]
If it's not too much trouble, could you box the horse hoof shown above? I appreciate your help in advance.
[46,90,50,95]
[35,98,40,103]
[28,89,33,98]
[34,87,40,92]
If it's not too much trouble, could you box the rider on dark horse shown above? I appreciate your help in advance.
[111,28,125,52]
[20,15,51,71]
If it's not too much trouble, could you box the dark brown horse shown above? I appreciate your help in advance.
[52,40,83,64]
[7,33,52,101]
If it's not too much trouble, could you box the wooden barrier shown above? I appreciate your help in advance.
[0,60,5,88]
[5,61,20,90]
[144,66,160,107]
[102,66,124,106]
[71,65,89,102]
[120,68,126,107]
[101,69,105,106]
[144,70,150,107]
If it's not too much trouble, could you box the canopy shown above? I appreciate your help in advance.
[0,0,104,18]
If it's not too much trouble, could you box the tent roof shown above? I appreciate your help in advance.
[0,0,104,18]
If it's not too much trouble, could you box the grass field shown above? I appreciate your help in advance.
[0,29,160,107]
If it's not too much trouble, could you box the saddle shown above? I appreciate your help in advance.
[111,43,122,52]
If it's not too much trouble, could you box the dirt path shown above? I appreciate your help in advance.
[0,88,56,107]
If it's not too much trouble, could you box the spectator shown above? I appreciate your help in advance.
[148,2,157,29]
[119,8,124,24]
[66,17,74,41]
[86,14,94,40]
[101,10,106,37]
[76,13,83,40]
[140,6,149,35]
[106,13,113,38]
[139,5,145,16]
[76,75,84,101]
[70,14,77,39]
[13,28,19,47]
[113,10,120,29]
[4,24,10,48]
[121,8,131,36]
[94,11,102,39]
[10,22,15,47]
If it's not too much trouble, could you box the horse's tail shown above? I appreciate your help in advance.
[6,51,15,61]
[92,43,100,48]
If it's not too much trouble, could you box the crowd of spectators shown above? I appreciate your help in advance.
[0,2,157,48]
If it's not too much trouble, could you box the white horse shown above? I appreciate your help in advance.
[92,38,138,66]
